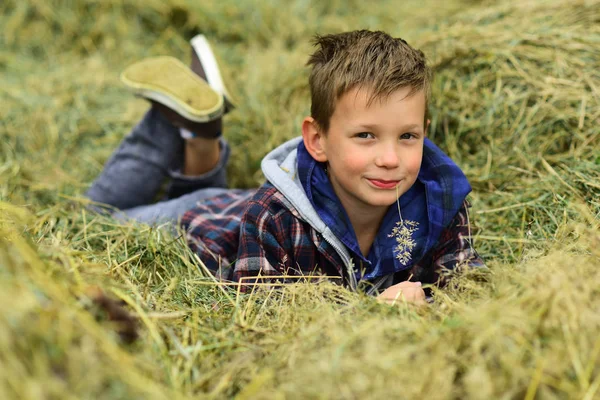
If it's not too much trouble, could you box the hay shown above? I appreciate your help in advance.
[1,0,599,398]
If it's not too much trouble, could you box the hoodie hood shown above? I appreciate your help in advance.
[261,137,354,262]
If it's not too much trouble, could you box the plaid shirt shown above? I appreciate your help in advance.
[181,183,484,291]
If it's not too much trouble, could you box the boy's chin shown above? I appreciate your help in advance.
[365,193,402,208]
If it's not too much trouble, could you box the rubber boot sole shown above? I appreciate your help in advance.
[121,56,224,123]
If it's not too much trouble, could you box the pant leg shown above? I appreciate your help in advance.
[85,106,183,210]
[115,145,235,226]
[114,187,240,226]
[85,106,229,209]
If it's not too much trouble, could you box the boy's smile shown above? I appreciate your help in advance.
[303,86,427,219]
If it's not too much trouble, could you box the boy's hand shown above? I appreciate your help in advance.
[377,281,426,306]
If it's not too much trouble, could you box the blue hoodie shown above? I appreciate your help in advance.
[296,138,472,282]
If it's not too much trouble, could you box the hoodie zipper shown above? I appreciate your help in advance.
[319,232,358,291]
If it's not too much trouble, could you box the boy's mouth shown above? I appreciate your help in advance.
[367,179,401,189]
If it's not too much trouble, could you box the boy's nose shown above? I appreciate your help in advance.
[375,147,400,168]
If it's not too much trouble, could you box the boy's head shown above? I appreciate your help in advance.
[306,30,431,133]
[302,30,432,216]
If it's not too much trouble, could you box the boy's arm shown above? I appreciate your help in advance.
[233,200,295,285]
[415,200,486,286]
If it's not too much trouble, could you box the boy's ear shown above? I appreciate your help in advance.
[301,117,328,162]
[424,119,430,137]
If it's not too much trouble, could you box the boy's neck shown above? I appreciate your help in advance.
[345,203,388,257]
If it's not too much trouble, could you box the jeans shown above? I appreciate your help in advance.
[85,107,231,225]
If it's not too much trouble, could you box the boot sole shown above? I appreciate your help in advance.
[121,56,224,122]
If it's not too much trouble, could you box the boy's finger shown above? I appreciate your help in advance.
[398,280,421,287]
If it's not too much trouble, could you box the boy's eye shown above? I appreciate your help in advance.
[400,132,415,140]
[356,132,374,139]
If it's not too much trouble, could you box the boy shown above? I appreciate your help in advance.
[86,30,484,305]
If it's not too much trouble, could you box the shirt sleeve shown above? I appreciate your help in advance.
[233,201,294,286]
[436,200,485,266]
[414,200,486,287]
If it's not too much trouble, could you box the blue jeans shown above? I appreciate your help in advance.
[85,107,231,225]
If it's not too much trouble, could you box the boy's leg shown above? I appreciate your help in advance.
[164,134,231,200]
[86,34,232,210]
[85,107,231,211]
[85,106,185,210]
[113,187,243,226]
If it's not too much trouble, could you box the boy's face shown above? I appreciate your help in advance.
[306,86,426,216]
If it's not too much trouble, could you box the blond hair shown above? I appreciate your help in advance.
[307,30,432,132]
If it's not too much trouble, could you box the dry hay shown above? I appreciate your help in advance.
[1,0,599,398]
